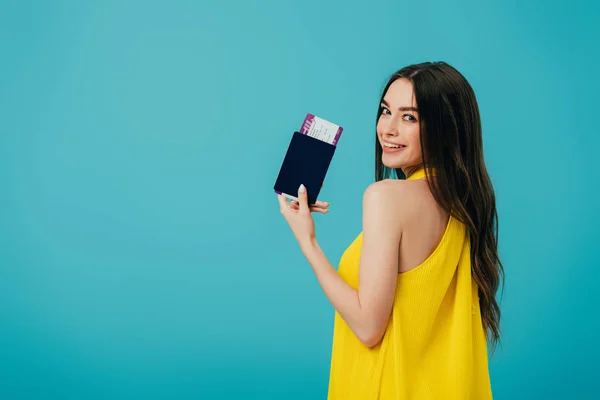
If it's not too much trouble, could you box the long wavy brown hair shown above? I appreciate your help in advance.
[375,61,504,352]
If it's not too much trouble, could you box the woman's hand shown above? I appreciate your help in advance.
[277,184,329,248]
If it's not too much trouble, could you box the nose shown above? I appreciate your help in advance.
[380,116,400,137]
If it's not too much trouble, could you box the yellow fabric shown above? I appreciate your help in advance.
[327,169,492,399]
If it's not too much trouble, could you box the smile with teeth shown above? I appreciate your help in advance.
[383,143,406,148]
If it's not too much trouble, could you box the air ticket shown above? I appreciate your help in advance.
[300,113,343,146]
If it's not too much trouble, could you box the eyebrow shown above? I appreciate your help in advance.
[381,99,418,112]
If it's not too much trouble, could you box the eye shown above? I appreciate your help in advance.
[403,114,417,122]
[380,106,391,115]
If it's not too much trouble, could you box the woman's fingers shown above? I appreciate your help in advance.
[289,200,329,213]
[294,199,328,207]
[291,200,329,208]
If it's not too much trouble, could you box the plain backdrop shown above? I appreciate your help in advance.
[1,0,599,399]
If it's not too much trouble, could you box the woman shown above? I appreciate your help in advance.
[277,61,503,399]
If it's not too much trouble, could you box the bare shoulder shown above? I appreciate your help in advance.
[362,179,422,234]
[363,178,422,208]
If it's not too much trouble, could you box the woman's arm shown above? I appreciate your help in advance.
[300,180,405,347]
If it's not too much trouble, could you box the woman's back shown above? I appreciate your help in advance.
[394,173,450,274]
[327,169,493,400]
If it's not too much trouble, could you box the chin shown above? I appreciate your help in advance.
[381,154,407,169]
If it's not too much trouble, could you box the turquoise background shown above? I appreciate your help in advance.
[1,0,598,399]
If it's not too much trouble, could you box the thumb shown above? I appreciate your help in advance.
[298,184,309,212]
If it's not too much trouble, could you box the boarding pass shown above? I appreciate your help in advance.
[300,113,343,146]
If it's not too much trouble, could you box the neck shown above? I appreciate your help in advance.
[402,165,425,179]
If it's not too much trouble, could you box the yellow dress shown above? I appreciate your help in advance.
[327,169,493,399]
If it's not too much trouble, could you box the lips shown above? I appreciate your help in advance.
[383,142,406,149]
[381,141,406,153]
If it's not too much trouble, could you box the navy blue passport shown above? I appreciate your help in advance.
[274,131,336,205]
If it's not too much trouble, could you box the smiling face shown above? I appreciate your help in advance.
[376,78,423,175]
